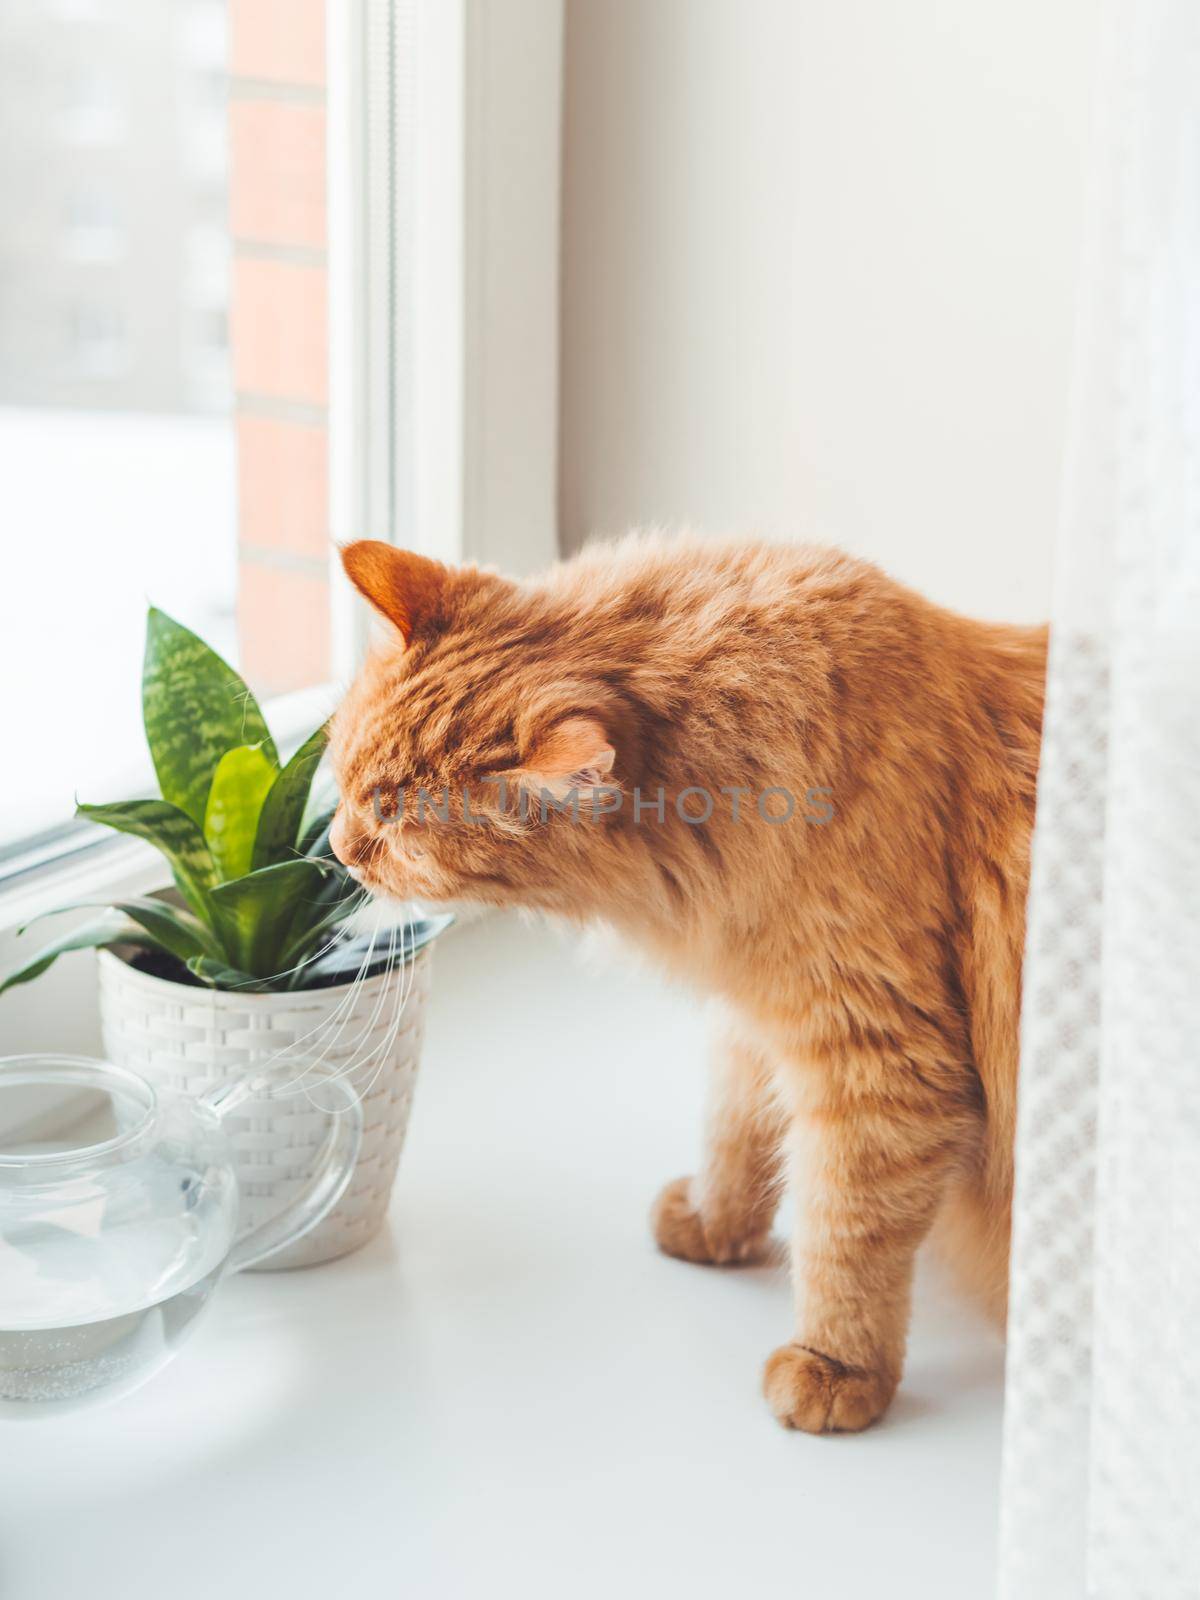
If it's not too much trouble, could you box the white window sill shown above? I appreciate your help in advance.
[0,912,1004,1598]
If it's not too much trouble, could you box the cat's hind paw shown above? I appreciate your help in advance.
[650,1176,770,1266]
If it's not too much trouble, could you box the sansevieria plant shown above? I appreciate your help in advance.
[2,609,437,996]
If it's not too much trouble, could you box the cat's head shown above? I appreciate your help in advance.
[328,541,633,913]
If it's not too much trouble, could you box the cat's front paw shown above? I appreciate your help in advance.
[650,1176,770,1266]
[762,1343,897,1434]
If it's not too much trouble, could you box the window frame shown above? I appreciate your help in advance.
[0,0,564,952]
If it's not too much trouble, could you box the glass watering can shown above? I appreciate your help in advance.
[0,1054,362,1417]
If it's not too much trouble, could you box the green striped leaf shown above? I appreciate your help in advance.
[19,896,218,966]
[279,881,369,980]
[76,799,217,918]
[276,844,364,971]
[209,857,333,978]
[205,744,278,881]
[143,607,277,828]
[253,723,329,870]
[0,917,154,996]
[186,956,273,993]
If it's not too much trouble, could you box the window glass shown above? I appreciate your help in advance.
[0,0,333,851]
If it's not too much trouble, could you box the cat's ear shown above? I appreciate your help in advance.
[340,541,448,646]
[517,716,616,802]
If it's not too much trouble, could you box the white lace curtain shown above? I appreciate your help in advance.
[998,1,1200,1595]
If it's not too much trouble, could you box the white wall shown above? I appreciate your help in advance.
[559,0,1098,622]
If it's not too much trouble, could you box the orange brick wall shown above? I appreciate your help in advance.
[228,0,331,698]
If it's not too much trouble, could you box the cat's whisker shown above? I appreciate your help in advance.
[270,907,426,1104]
[247,915,384,1093]
[295,922,415,1111]
[335,926,417,1104]
[291,919,400,1096]
[267,926,383,1096]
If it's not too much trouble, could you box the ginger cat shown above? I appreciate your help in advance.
[329,534,1046,1433]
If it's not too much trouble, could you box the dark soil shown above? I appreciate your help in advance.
[130,948,202,987]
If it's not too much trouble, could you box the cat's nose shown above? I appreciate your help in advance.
[330,805,370,870]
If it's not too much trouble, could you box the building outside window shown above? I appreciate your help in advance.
[0,0,333,853]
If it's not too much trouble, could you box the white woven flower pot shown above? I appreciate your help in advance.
[96,944,432,1269]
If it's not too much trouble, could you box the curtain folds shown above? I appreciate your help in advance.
[999,2,1200,1596]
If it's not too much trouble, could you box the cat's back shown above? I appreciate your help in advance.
[552,530,894,625]
[554,531,1042,667]
[548,534,1046,791]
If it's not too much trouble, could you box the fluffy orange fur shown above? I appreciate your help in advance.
[330,534,1045,1433]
